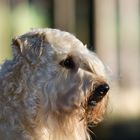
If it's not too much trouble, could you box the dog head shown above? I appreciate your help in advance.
[12,28,109,125]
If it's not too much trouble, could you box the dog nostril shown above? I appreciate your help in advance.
[88,83,109,106]
[94,83,109,96]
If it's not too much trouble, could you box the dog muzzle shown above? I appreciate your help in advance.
[88,83,109,106]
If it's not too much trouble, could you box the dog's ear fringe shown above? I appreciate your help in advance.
[12,37,23,55]
[12,33,46,54]
[11,33,48,65]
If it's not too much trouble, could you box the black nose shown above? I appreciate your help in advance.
[88,83,109,106]
[94,83,110,97]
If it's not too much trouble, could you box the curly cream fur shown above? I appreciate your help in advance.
[0,28,109,140]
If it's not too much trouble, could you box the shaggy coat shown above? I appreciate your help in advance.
[0,28,109,140]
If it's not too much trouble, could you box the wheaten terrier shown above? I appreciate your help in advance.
[0,28,109,140]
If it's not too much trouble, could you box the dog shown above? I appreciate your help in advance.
[0,28,109,140]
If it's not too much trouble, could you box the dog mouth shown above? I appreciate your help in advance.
[87,84,109,106]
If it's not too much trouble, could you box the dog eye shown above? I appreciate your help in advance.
[60,57,75,69]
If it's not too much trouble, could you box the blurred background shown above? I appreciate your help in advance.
[0,0,140,139]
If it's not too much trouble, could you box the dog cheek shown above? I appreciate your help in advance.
[56,86,82,113]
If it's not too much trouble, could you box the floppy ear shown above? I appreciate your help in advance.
[12,37,24,56]
[12,33,46,65]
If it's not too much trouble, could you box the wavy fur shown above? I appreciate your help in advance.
[0,28,109,140]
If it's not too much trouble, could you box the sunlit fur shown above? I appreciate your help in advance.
[0,28,109,140]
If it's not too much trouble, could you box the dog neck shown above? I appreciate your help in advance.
[35,113,89,140]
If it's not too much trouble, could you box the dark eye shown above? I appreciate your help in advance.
[60,57,75,69]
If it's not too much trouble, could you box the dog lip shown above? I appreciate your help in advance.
[88,99,97,106]
[88,93,103,106]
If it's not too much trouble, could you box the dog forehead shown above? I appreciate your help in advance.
[31,29,106,74]
[45,29,84,48]
[24,28,85,50]
[16,28,106,77]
